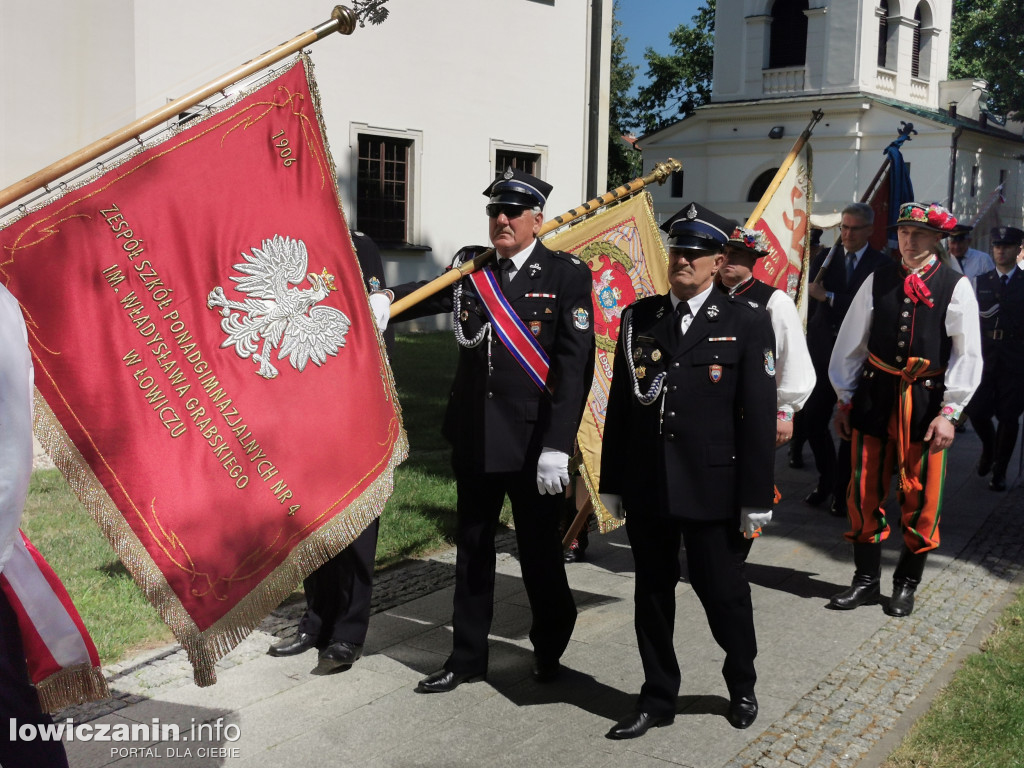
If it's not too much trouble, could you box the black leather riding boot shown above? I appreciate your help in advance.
[829,543,881,610]
[885,546,927,617]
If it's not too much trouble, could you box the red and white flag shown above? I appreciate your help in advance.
[0,56,407,685]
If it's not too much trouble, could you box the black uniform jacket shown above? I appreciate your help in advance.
[392,240,596,474]
[599,292,777,521]
[975,267,1024,373]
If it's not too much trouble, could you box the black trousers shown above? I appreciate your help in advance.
[0,589,70,768]
[626,514,756,717]
[298,518,379,646]
[445,470,576,675]
[802,357,851,501]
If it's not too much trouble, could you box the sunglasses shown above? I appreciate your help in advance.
[486,204,531,219]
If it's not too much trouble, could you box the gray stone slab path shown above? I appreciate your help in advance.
[49,426,1024,768]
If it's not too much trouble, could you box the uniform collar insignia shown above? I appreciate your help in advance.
[528,262,542,277]
[706,303,720,319]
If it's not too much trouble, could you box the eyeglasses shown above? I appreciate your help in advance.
[486,204,531,219]
[840,224,871,232]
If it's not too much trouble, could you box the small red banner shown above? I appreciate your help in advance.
[0,57,406,684]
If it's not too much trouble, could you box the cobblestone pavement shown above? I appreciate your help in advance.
[48,428,1024,768]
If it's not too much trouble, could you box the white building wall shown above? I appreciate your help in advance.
[1,0,610,329]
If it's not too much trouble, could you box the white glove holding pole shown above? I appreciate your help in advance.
[600,493,625,520]
[740,509,772,539]
[536,448,570,495]
[368,292,391,333]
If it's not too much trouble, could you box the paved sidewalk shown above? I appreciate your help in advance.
[52,427,1024,768]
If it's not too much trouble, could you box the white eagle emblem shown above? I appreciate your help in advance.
[207,235,351,379]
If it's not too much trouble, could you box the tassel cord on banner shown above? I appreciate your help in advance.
[0,5,357,213]
[388,159,683,319]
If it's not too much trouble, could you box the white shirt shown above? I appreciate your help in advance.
[950,247,996,291]
[668,283,715,335]
[0,284,35,574]
[828,262,982,415]
[496,240,538,283]
[727,277,815,415]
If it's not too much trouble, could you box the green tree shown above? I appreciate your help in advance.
[949,0,1024,116]
[608,1,642,187]
[630,0,716,136]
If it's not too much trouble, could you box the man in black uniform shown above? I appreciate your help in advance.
[267,232,393,674]
[599,203,777,739]
[966,226,1024,491]
[373,169,595,692]
[802,203,890,515]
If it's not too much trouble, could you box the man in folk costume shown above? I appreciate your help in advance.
[716,225,816,446]
[600,203,777,738]
[371,169,595,692]
[966,226,1024,491]
[828,202,982,617]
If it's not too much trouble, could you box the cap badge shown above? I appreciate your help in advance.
[503,167,515,180]
[685,204,698,220]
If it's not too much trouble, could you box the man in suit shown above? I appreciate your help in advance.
[267,232,393,674]
[828,202,981,617]
[966,226,1024,491]
[372,168,595,692]
[802,203,890,515]
[599,203,777,739]
[0,284,70,768]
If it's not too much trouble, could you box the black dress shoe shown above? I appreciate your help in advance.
[415,669,483,694]
[989,473,1007,492]
[803,488,829,507]
[829,498,847,518]
[532,657,561,683]
[312,641,363,674]
[727,694,758,729]
[563,539,586,563]
[605,711,674,740]
[267,632,316,657]
[884,582,918,617]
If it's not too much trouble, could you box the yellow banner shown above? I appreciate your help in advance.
[544,192,669,533]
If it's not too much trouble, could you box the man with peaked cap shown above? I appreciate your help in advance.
[946,223,994,288]
[965,225,1024,491]
[370,168,595,692]
[716,225,815,445]
[600,202,777,738]
[267,232,393,674]
[802,203,891,516]
[829,202,981,618]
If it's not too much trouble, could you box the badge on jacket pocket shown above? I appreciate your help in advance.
[709,364,723,383]
[529,320,542,336]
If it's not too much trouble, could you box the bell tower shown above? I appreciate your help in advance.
[711,0,954,110]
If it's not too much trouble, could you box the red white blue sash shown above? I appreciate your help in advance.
[467,267,550,390]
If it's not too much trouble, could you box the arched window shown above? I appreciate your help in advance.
[877,0,889,68]
[748,169,779,203]
[911,5,922,79]
[768,0,809,69]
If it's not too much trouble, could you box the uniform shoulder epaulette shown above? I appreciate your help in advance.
[451,244,490,268]
[550,249,590,272]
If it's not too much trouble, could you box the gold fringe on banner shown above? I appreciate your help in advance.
[36,663,111,714]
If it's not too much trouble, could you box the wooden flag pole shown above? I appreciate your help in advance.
[389,158,683,318]
[0,6,357,211]
[744,110,823,229]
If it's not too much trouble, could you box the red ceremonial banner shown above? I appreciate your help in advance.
[0,56,407,685]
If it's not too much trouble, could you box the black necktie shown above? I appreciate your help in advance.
[674,301,689,341]
[497,258,513,289]
[846,252,856,284]
[1001,273,1010,291]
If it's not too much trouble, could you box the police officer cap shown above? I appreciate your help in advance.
[990,226,1024,246]
[661,202,735,252]
[483,168,551,210]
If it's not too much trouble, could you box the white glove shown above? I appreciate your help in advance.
[740,509,772,539]
[536,448,570,495]
[368,292,391,333]
[600,493,624,520]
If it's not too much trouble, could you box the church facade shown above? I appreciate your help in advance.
[640,0,1023,253]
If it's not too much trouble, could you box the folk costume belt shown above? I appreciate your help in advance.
[867,353,946,492]
[467,268,550,390]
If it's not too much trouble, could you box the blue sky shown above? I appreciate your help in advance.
[615,0,704,93]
